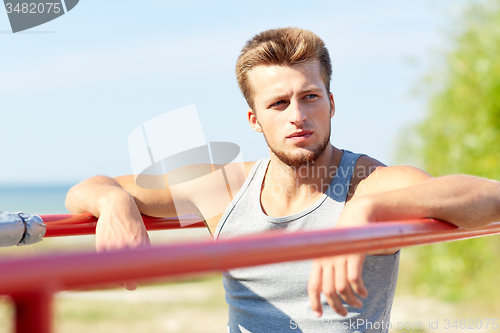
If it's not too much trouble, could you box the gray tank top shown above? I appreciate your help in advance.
[214,150,400,333]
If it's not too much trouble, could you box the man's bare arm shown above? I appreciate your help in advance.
[65,162,253,248]
[309,163,500,317]
[65,169,211,249]
[65,174,189,219]
[351,172,500,229]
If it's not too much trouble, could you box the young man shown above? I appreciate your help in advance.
[66,28,500,332]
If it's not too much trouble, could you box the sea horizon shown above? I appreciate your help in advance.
[0,183,75,215]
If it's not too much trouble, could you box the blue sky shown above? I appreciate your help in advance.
[0,0,474,184]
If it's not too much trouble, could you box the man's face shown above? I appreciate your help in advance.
[247,61,335,167]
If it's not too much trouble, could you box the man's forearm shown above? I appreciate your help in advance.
[365,175,500,229]
[65,175,133,217]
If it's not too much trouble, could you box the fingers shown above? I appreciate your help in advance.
[334,258,362,310]
[308,261,323,317]
[347,254,367,298]
[323,262,347,316]
[309,255,368,318]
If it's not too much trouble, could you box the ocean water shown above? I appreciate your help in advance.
[0,184,73,215]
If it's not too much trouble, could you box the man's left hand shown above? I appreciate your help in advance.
[307,197,374,317]
[308,252,368,317]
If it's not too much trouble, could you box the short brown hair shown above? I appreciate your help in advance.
[236,27,332,109]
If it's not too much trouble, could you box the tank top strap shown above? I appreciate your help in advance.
[213,158,269,239]
[326,150,364,203]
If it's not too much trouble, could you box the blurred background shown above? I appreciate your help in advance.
[1,0,499,332]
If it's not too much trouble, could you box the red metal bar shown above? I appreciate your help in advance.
[2,219,499,333]
[41,213,205,237]
[2,219,500,295]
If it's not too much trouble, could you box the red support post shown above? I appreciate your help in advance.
[12,290,53,333]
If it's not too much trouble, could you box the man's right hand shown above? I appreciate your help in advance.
[66,176,151,290]
[95,190,150,290]
[94,188,151,253]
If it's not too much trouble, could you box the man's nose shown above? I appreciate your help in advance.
[288,102,307,125]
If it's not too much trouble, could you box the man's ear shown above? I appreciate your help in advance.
[247,108,262,133]
[329,93,335,118]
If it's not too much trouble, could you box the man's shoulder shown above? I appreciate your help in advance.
[348,154,384,188]
[244,161,258,176]
[351,154,432,197]
[221,161,258,179]
[354,154,385,174]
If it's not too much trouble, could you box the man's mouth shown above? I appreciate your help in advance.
[287,131,313,140]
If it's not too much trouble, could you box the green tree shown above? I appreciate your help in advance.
[397,0,500,304]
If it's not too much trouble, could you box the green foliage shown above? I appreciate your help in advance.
[409,0,500,178]
[397,0,500,304]
[401,237,500,303]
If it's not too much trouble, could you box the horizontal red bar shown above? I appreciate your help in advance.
[1,219,499,295]
[41,213,205,237]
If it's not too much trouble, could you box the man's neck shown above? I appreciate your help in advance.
[261,145,343,217]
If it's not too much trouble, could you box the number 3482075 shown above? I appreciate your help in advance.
[5,3,62,14]
[444,319,498,330]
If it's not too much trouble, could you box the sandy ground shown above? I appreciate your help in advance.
[390,296,499,333]
[49,284,500,333]
[1,275,498,333]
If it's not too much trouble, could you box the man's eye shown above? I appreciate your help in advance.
[271,100,286,107]
[305,94,318,99]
